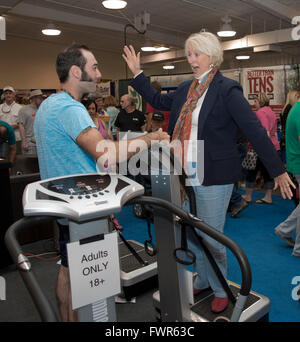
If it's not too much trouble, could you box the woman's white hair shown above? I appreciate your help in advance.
[185,31,223,67]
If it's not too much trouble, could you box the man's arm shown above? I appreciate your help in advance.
[19,123,29,151]
[76,126,169,165]
[9,144,16,165]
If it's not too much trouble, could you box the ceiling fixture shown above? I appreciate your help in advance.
[102,0,127,9]
[0,15,6,40]
[163,65,175,70]
[235,55,250,60]
[42,23,61,36]
[155,46,170,52]
[141,38,156,52]
[217,15,236,37]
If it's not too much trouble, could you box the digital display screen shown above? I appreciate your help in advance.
[40,174,111,196]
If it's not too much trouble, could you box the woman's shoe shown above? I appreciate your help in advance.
[211,297,228,313]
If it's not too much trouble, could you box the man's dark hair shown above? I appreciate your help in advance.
[56,44,91,83]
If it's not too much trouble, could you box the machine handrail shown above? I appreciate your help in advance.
[127,195,252,298]
[5,198,251,322]
[4,216,59,322]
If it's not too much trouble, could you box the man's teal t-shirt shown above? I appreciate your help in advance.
[34,92,97,180]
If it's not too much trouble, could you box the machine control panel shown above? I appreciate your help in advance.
[23,173,144,222]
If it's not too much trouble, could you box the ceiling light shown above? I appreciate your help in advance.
[42,23,61,36]
[0,15,6,40]
[235,55,250,60]
[163,65,175,70]
[155,46,170,52]
[102,0,127,9]
[217,15,236,38]
[141,38,156,52]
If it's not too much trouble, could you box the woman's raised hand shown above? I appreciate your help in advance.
[122,45,142,76]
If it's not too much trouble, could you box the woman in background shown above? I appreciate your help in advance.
[85,99,113,140]
[242,93,280,204]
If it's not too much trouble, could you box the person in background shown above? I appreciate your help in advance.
[123,32,294,314]
[274,97,300,258]
[115,94,146,140]
[84,98,122,230]
[18,89,44,154]
[0,120,16,171]
[84,99,113,140]
[94,93,107,115]
[0,86,22,152]
[148,111,165,132]
[280,90,300,206]
[227,129,248,218]
[104,95,119,140]
[242,93,281,205]
[145,81,170,132]
[280,90,300,150]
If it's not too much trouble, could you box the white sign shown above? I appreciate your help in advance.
[67,232,121,310]
[241,66,285,104]
[96,81,111,97]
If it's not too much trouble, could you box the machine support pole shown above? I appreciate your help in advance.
[151,172,190,322]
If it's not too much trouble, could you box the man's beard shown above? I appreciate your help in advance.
[79,69,97,97]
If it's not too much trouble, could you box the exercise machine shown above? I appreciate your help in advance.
[5,148,270,322]
[143,147,270,322]
[4,173,154,321]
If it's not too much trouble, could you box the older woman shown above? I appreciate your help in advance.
[122,31,294,313]
[242,93,281,204]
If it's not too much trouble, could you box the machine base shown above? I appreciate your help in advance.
[119,240,158,300]
[153,281,270,322]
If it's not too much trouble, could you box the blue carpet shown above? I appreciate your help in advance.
[116,191,300,322]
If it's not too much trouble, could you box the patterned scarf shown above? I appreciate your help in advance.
[172,67,218,168]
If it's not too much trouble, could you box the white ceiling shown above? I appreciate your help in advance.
[1,0,300,67]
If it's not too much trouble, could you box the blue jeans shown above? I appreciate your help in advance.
[183,182,234,298]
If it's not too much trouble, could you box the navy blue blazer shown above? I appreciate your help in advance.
[131,71,285,185]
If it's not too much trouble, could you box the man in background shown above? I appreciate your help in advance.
[18,89,44,154]
[115,94,146,140]
[148,111,165,132]
[0,86,22,152]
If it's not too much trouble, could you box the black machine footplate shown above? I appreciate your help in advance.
[119,241,157,273]
[191,284,260,321]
